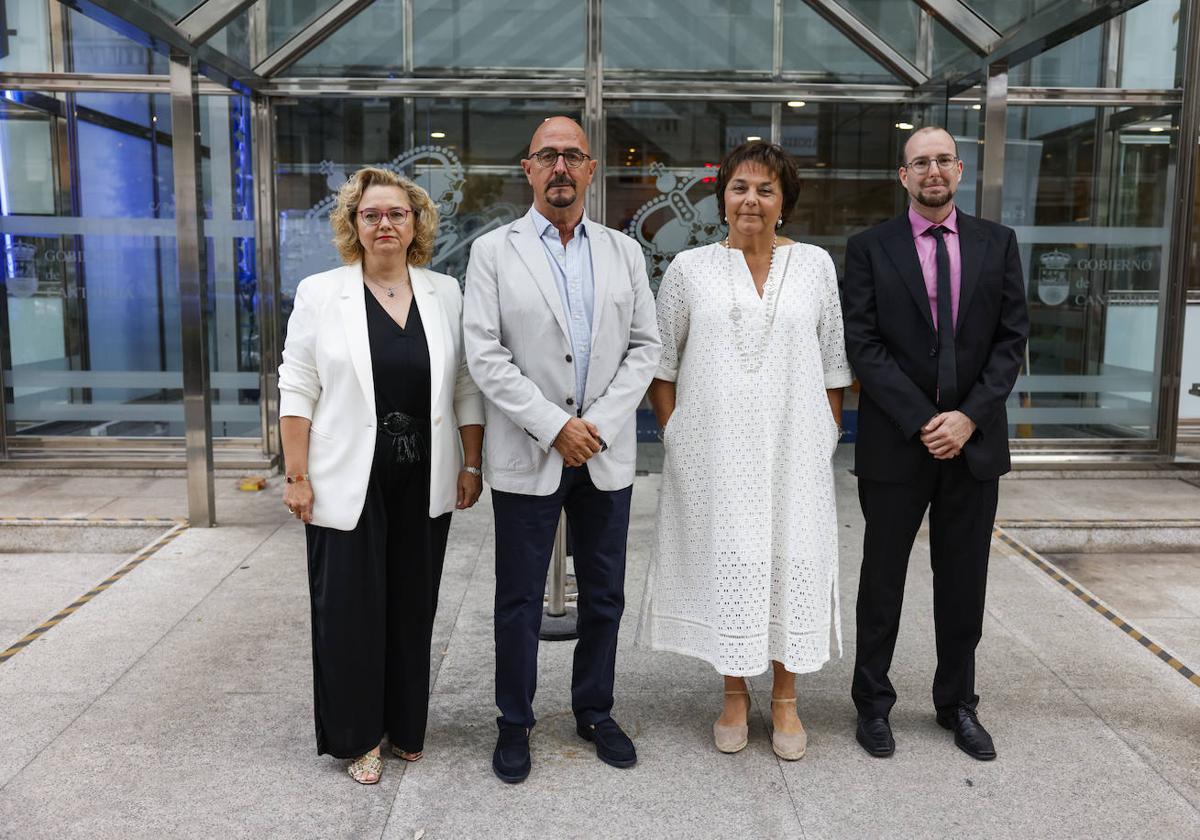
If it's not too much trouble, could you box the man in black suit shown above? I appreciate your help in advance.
[842,126,1028,761]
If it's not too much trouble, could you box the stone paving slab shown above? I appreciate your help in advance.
[0,460,1199,839]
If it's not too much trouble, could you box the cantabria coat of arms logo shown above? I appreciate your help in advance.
[1036,249,1072,306]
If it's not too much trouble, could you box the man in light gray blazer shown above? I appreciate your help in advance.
[463,116,661,784]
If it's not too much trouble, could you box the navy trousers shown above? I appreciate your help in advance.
[851,454,999,719]
[492,466,632,730]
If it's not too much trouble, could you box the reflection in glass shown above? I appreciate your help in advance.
[1003,104,1178,440]
[208,7,253,68]
[284,0,584,76]
[1120,0,1182,88]
[956,0,1033,33]
[283,2,406,77]
[1009,26,1101,87]
[933,0,1182,87]
[274,97,581,297]
[781,0,895,81]
[0,0,50,73]
[835,0,921,64]
[604,100,929,290]
[605,101,772,289]
[0,92,259,439]
[264,0,345,54]
[605,0,772,72]
[69,9,167,75]
[931,16,974,78]
[136,0,199,20]
[781,102,914,268]
[414,0,583,69]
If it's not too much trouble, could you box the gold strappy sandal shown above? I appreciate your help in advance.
[391,746,423,762]
[347,751,383,784]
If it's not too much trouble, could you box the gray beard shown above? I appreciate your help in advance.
[546,186,576,208]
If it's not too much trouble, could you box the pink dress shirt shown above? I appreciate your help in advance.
[908,205,961,331]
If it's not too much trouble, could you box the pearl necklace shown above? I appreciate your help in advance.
[722,235,789,374]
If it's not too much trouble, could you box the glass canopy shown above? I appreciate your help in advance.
[100,0,1160,89]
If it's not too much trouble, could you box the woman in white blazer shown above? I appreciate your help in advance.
[278,167,484,785]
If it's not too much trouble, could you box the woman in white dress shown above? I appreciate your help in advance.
[637,142,852,760]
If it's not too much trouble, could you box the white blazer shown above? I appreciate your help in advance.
[278,262,484,530]
[463,210,661,496]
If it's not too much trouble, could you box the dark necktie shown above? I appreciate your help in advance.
[928,225,958,410]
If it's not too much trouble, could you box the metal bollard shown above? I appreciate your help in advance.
[539,511,578,640]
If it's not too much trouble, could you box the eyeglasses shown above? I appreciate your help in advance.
[903,155,960,175]
[526,148,592,169]
[358,207,414,226]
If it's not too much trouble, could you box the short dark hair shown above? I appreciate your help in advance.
[715,141,802,226]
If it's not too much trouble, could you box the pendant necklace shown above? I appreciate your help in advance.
[366,273,408,298]
[723,235,789,373]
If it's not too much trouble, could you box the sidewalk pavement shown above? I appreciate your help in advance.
[1,452,1199,839]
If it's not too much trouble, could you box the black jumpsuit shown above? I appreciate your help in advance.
[304,290,452,758]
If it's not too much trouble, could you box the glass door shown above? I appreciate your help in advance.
[0,87,261,449]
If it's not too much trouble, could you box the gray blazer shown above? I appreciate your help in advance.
[463,210,661,496]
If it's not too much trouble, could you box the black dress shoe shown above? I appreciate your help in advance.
[492,725,531,783]
[855,716,895,757]
[936,705,996,761]
[576,717,637,768]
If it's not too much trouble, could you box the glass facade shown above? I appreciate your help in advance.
[275,97,583,297]
[0,6,262,449]
[1001,103,1179,441]
[0,0,1195,471]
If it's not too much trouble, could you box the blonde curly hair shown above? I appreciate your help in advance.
[330,167,439,266]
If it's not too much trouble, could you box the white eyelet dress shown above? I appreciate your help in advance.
[636,242,854,676]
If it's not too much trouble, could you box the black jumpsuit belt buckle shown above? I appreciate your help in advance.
[380,411,418,436]
[378,411,425,464]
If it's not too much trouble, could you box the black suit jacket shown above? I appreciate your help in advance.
[842,210,1029,483]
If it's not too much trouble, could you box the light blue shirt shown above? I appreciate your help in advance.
[528,206,594,408]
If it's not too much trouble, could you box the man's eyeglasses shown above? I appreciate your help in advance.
[527,148,592,169]
[903,155,960,175]
[357,207,414,226]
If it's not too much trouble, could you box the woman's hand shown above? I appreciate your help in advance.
[283,479,315,524]
[456,469,483,509]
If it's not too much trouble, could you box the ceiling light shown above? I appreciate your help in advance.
[1149,126,1165,133]
[430,131,446,139]
[895,122,914,130]
[972,104,982,111]
[746,135,762,141]
[787,100,806,108]
[628,147,636,152]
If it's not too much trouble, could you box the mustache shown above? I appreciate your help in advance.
[548,176,575,188]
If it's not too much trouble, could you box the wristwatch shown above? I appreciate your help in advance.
[461,465,482,477]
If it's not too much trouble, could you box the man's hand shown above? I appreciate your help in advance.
[553,417,602,467]
[920,410,976,460]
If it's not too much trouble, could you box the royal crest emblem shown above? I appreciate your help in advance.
[624,163,725,292]
[280,146,521,295]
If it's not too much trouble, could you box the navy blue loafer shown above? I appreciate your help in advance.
[576,717,637,768]
[493,725,531,783]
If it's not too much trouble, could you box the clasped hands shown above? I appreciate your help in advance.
[553,416,603,467]
[920,410,975,460]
